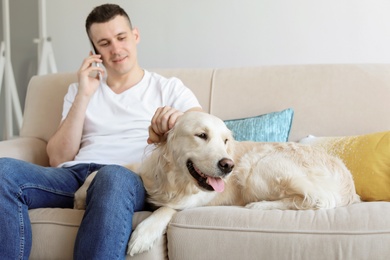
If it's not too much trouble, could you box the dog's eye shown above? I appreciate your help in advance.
[196,133,208,140]
[224,139,229,144]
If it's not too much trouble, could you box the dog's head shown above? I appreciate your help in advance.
[164,111,235,193]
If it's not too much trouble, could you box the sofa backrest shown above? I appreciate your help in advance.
[21,73,77,142]
[209,64,390,140]
[21,64,390,143]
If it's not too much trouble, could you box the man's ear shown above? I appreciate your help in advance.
[132,27,141,43]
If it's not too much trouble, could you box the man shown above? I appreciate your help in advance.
[0,3,202,259]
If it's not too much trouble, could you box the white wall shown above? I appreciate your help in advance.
[1,0,390,139]
[47,0,390,72]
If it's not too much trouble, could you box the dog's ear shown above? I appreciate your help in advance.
[165,126,177,145]
[151,128,176,168]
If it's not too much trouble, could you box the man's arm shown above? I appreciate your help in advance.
[46,53,104,167]
[147,106,203,144]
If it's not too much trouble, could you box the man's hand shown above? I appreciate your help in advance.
[147,106,183,144]
[77,52,104,97]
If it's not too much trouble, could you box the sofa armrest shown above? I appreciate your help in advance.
[0,137,50,166]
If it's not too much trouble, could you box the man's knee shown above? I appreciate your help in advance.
[86,165,145,209]
[92,165,144,193]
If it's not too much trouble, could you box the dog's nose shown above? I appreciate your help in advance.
[218,158,234,174]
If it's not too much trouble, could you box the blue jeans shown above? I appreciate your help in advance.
[0,157,146,260]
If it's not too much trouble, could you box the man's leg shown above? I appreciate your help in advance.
[74,165,145,260]
[0,158,92,260]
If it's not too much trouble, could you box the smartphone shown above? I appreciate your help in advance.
[90,42,102,81]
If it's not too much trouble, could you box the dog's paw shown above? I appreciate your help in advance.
[127,222,160,256]
[127,206,177,256]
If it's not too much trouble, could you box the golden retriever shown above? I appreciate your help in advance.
[74,111,360,256]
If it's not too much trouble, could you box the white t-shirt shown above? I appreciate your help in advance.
[59,70,201,167]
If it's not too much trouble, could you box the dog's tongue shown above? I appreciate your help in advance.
[207,177,225,192]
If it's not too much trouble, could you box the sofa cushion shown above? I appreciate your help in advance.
[224,108,293,142]
[300,131,390,201]
[28,209,167,260]
[168,202,390,260]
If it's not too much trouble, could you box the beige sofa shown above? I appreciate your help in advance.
[1,64,390,259]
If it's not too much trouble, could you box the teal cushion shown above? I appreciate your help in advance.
[224,108,294,142]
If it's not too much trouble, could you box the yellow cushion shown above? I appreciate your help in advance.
[300,131,390,201]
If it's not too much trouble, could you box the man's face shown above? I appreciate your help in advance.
[89,15,140,77]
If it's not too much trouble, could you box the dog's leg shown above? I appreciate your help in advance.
[127,206,177,256]
[73,171,97,210]
[245,199,296,210]
[245,197,315,210]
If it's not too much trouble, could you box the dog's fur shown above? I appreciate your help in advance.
[74,111,360,256]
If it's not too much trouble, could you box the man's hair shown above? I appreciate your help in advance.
[85,4,132,39]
